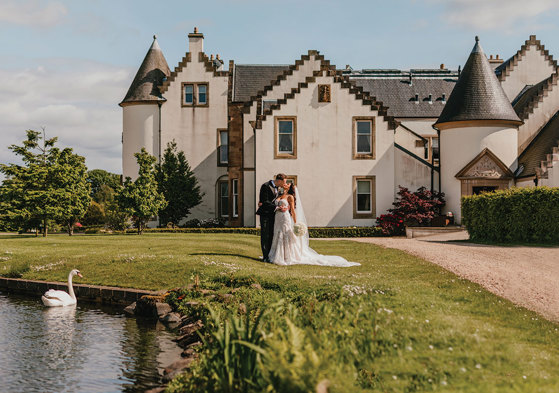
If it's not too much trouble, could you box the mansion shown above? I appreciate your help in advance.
[120,30,559,226]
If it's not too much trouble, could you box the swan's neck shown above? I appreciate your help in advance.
[67,273,76,300]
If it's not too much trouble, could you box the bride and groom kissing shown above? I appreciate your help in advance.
[256,173,360,267]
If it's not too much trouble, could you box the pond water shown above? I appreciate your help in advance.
[0,291,182,392]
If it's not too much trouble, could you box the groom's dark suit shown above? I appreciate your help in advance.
[256,180,278,262]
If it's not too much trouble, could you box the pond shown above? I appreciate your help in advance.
[0,291,182,392]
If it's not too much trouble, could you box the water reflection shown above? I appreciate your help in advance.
[0,292,181,393]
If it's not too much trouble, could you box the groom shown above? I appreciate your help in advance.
[256,173,286,262]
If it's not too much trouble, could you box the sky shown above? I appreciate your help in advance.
[1,0,559,175]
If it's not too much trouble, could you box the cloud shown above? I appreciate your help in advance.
[0,0,68,28]
[436,0,559,32]
[0,59,133,175]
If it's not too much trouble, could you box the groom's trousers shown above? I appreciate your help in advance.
[260,214,275,261]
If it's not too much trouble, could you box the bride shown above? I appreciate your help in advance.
[268,183,360,267]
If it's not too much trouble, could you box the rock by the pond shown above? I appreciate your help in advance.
[160,312,181,324]
[144,387,166,393]
[161,358,194,382]
[175,333,201,349]
[179,319,203,336]
[156,302,172,317]
[135,295,168,319]
[123,302,136,315]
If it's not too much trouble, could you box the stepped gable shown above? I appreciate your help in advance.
[435,37,522,127]
[495,35,557,82]
[518,111,559,178]
[252,64,398,130]
[351,73,457,118]
[158,51,228,96]
[512,76,555,120]
[120,36,170,105]
[239,50,332,113]
[233,65,290,102]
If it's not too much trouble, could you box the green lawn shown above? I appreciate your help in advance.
[1,233,559,392]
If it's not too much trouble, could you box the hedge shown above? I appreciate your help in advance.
[121,226,385,238]
[462,186,559,243]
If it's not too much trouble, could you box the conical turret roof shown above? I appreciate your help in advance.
[435,37,521,128]
[120,35,170,105]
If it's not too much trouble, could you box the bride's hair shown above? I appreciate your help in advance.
[287,183,296,206]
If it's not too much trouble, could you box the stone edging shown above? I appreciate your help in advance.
[0,277,157,305]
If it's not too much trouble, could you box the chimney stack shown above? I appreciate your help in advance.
[188,27,204,54]
[488,53,504,69]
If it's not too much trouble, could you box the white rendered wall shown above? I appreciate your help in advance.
[254,75,395,227]
[122,104,159,180]
[440,126,518,223]
[242,55,323,168]
[500,45,556,101]
[160,48,229,220]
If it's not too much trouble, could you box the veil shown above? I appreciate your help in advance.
[293,187,360,266]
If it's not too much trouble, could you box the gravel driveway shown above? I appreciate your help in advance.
[334,232,559,323]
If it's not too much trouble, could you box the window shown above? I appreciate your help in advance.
[182,82,208,107]
[218,130,228,165]
[218,180,229,218]
[232,179,239,218]
[198,84,207,105]
[352,117,375,159]
[274,117,297,159]
[432,137,440,164]
[419,136,439,164]
[353,176,376,219]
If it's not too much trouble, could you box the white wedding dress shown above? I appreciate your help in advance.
[268,191,360,267]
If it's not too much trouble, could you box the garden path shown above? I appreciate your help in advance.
[327,233,559,323]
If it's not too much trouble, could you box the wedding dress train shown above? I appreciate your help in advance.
[268,195,360,267]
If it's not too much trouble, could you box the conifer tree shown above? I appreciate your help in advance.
[156,141,203,226]
[117,148,166,234]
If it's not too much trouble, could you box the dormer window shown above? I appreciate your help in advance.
[182,82,209,107]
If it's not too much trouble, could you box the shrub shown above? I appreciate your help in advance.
[123,226,385,238]
[377,186,445,235]
[462,186,559,243]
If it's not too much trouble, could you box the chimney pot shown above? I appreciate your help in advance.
[210,54,214,60]
[194,27,198,33]
[490,54,493,59]
[440,63,445,70]
[496,54,500,59]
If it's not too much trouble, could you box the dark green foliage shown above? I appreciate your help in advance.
[0,129,90,236]
[87,169,120,199]
[83,201,105,226]
[117,148,166,234]
[156,141,203,226]
[462,187,559,243]
[124,226,385,237]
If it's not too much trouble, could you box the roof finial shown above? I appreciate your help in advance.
[153,34,157,40]
[475,35,479,43]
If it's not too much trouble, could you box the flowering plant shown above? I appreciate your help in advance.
[293,222,307,237]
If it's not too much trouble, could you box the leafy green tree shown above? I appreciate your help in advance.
[117,148,166,234]
[156,141,203,226]
[83,201,105,226]
[53,148,91,235]
[0,129,90,237]
[87,169,121,198]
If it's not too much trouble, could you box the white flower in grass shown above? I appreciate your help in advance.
[425,319,429,323]
[460,367,467,373]
[429,345,434,350]
[448,347,453,351]
[441,381,448,386]
[392,375,397,380]
[475,364,481,369]
[523,375,527,379]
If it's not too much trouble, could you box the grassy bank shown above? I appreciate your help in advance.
[1,233,559,391]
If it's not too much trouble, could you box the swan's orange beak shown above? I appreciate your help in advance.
[77,272,83,278]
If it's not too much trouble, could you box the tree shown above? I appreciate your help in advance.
[83,201,105,226]
[53,148,91,235]
[0,129,90,237]
[87,169,121,198]
[117,148,166,234]
[156,141,203,226]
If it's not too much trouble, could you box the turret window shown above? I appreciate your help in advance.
[182,82,209,107]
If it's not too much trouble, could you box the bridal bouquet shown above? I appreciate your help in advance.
[293,223,307,237]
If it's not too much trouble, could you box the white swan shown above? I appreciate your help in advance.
[41,269,83,307]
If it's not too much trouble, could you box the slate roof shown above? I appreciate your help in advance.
[233,65,290,102]
[351,76,457,118]
[518,111,559,177]
[120,36,170,105]
[435,37,521,126]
